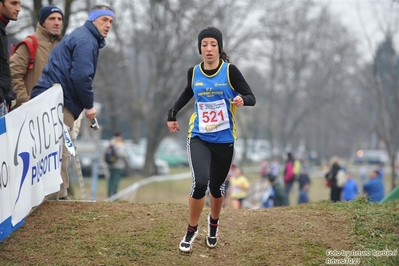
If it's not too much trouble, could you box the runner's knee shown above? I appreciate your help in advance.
[209,186,223,198]
[191,184,207,199]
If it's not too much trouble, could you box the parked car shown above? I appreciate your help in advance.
[352,149,389,165]
[75,152,108,178]
[134,137,188,167]
[123,141,170,175]
[156,138,188,167]
[73,139,170,177]
[234,139,272,163]
[71,140,108,178]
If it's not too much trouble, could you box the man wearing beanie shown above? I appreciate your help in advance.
[30,5,115,201]
[10,5,63,109]
[0,0,20,118]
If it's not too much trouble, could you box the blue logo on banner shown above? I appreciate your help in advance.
[0,117,5,135]
[13,119,29,205]
[15,152,29,204]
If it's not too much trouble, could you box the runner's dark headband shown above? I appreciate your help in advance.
[197,29,223,55]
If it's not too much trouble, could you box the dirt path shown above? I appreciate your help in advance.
[0,201,358,265]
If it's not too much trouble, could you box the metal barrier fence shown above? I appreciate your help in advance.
[104,172,192,202]
[104,166,260,203]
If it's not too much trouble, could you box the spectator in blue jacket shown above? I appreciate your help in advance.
[363,170,385,203]
[30,5,114,200]
[341,172,359,201]
[377,163,386,192]
[297,168,310,204]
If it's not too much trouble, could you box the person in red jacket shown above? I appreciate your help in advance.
[283,152,295,205]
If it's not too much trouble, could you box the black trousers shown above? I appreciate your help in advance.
[187,137,234,199]
[330,186,342,202]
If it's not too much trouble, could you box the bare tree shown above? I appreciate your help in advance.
[9,0,86,37]
[98,0,262,176]
[13,0,389,180]
[354,0,399,190]
[372,35,399,190]
[247,0,360,161]
[107,0,362,170]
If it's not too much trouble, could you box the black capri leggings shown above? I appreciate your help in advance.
[187,137,234,199]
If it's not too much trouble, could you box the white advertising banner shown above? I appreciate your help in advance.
[0,84,64,235]
[0,117,15,241]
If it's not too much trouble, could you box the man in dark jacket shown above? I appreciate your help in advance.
[297,168,311,204]
[30,4,114,200]
[325,157,343,202]
[0,0,20,117]
[262,174,288,207]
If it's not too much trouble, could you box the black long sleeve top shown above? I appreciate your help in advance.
[167,61,256,121]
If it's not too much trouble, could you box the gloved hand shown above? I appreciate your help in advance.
[6,90,17,111]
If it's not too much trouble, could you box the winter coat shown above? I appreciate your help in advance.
[342,179,359,201]
[10,23,62,107]
[297,173,311,190]
[273,182,289,206]
[363,178,384,203]
[283,159,295,183]
[0,18,11,104]
[325,163,341,187]
[31,21,106,120]
[109,139,127,170]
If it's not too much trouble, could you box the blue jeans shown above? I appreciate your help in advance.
[298,190,309,204]
[0,100,7,118]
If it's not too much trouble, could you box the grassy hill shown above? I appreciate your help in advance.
[0,198,398,265]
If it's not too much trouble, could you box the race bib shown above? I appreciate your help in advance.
[197,99,230,133]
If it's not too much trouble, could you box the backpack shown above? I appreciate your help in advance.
[10,35,38,71]
[336,169,348,188]
[104,144,117,165]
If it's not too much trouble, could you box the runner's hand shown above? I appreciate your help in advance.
[231,96,244,107]
[167,121,179,133]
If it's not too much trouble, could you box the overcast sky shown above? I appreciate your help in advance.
[320,0,399,62]
[9,0,398,64]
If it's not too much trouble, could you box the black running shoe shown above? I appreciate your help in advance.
[206,214,219,248]
[179,225,198,252]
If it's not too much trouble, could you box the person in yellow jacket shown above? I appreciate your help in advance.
[230,167,250,209]
[10,5,63,108]
[293,158,302,176]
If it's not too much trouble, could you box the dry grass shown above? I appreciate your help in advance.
[0,199,398,266]
[1,165,398,265]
